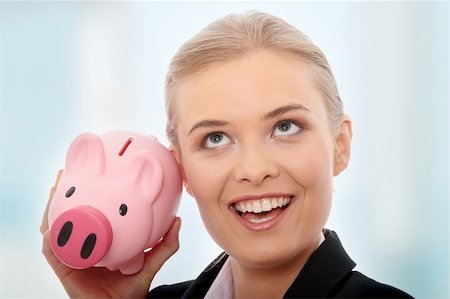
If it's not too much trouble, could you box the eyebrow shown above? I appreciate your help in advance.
[188,119,229,136]
[262,103,310,120]
[187,103,310,136]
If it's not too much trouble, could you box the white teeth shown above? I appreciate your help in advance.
[239,202,247,213]
[246,201,253,213]
[233,196,292,214]
[271,199,278,209]
[261,199,272,212]
[277,197,283,208]
[252,201,262,213]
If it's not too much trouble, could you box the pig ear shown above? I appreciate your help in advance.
[65,133,105,175]
[126,152,163,202]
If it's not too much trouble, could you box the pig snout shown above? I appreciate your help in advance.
[49,206,113,269]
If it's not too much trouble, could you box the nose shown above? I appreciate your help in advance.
[233,142,280,185]
[49,206,113,269]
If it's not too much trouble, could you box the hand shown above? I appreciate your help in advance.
[40,169,181,298]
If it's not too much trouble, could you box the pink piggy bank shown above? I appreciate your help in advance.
[48,131,182,275]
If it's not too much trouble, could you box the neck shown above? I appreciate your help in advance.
[230,232,323,299]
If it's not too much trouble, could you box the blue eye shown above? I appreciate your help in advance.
[204,132,231,148]
[272,120,301,137]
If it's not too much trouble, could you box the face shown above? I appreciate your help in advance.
[173,50,351,268]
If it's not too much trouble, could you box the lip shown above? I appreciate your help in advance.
[228,193,296,231]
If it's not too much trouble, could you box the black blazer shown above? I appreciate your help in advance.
[148,229,413,298]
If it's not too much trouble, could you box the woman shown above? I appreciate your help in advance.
[41,11,412,298]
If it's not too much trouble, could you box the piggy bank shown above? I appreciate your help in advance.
[48,131,182,275]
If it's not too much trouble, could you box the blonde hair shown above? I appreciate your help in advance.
[165,11,343,147]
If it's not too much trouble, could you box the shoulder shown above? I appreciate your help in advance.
[332,271,413,298]
[147,280,193,298]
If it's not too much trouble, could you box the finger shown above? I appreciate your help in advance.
[42,229,76,286]
[53,169,64,190]
[40,169,63,235]
[139,217,181,282]
[41,229,72,277]
[41,229,57,265]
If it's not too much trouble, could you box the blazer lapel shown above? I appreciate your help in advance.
[284,229,356,298]
[181,230,355,298]
[182,252,228,298]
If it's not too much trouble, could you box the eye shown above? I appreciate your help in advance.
[204,132,231,149]
[65,186,76,198]
[119,204,128,216]
[272,120,302,137]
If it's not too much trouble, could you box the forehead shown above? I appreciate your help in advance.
[175,50,328,128]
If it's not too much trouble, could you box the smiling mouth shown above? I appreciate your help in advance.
[232,196,293,224]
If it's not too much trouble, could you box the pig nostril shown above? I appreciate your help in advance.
[57,221,73,247]
[80,234,97,259]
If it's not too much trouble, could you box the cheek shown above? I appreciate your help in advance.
[280,137,334,200]
[183,157,232,246]
[286,138,334,225]
[182,155,231,213]
[185,159,217,191]
[268,142,334,246]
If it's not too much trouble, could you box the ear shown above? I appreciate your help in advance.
[169,145,194,197]
[126,152,163,202]
[333,116,353,176]
[65,132,105,175]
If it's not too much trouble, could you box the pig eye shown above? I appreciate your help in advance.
[119,204,128,216]
[65,187,76,198]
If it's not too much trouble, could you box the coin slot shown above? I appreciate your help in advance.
[119,138,133,156]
